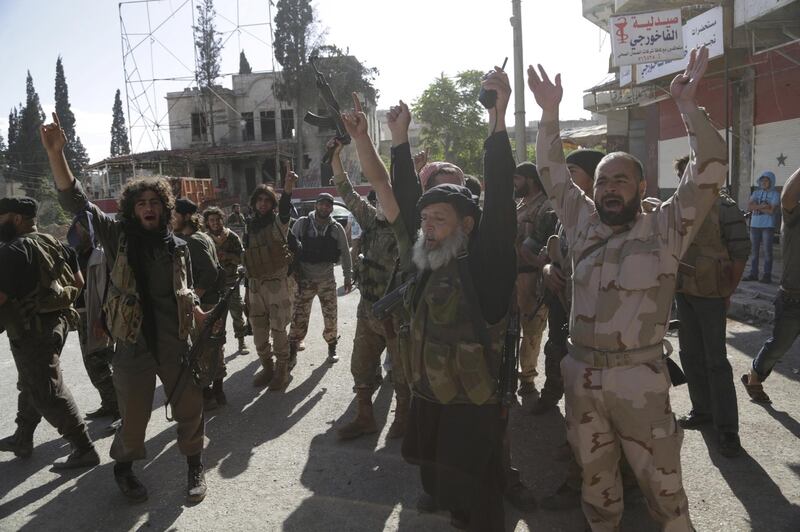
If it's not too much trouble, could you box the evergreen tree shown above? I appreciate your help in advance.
[193,0,223,145]
[274,0,314,173]
[16,71,48,197]
[6,107,20,181]
[239,50,252,74]
[110,89,130,157]
[54,56,90,174]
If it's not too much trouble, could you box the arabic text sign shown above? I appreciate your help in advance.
[610,9,684,67]
[637,6,724,83]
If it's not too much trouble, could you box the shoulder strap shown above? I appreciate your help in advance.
[456,251,492,353]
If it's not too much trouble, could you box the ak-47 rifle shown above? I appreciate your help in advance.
[371,272,417,321]
[303,56,351,165]
[499,306,522,409]
[164,271,245,421]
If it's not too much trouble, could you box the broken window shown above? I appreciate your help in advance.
[260,111,276,141]
[191,112,207,142]
[281,109,295,139]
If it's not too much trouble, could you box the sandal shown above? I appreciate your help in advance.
[741,374,772,404]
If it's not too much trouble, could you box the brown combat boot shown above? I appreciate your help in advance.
[386,384,411,439]
[337,389,378,440]
[268,361,290,391]
[253,357,274,387]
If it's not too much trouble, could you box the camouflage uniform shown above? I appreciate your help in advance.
[243,216,294,366]
[537,107,728,531]
[515,192,556,389]
[289,214,352,347]
[208,227,248,339]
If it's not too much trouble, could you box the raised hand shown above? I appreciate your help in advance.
[284,164,299,193]
[527,64,563,113]
[386,100,411,143]
[40,112,67,153]
[325,138,345,176]
[670,46,709,111]
[341,92,369,140]
[483,66,511,117]
[413,150,428,174]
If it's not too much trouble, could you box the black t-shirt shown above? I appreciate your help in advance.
[0,235,79,300]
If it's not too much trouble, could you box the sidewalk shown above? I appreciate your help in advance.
[728,243,782,325]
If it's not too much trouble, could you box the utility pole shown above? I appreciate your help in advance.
[511,0,526,162]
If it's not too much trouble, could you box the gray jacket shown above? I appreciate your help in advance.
[292,211,352,284]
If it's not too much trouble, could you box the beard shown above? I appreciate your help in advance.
[596,192,640,226]
[412,226,468,271]
[0,220,18,243]
[514,182,530,199]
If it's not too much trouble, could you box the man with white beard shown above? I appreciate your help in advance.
[340,64,516,531]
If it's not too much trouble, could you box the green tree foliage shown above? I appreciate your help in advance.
[16,71,48,197]
[239,50,253,74]
[110,89,130,157]
[412,70,487,176]
[54,56,90,175]
[193,0,223,145]
[6,107,20,181]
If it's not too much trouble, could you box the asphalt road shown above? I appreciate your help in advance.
[1,275,799,531]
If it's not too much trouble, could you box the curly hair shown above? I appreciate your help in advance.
[249,184,278,212]
[118,177,175,226]
[202,206,225,226]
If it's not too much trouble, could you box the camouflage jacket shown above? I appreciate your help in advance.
[536,107,727,353]
[208,227,243,286]
[334,172,397,303]
[516,191,556,313]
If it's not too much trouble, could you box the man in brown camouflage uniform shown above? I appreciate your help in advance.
[530,46,724,530]
[513,161,556,397]
[204,207,249,354]
[327,139,407,441]
[243,182,296,390]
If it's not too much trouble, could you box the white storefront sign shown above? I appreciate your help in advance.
[735,0,796,27]
[637,6,724,83]
[610,9,684,67]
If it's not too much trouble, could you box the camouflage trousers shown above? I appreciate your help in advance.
[351,299,406,391]
[228,284,248,339]
[561,354,692,531]
[290,276,338,345]
[519,304,548,384]
[77,311,117,410]
[9,314,88,444]
[249,276,293,363]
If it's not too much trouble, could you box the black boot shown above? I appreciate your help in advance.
[202,386,218,411]
[187,454,207,503]
[289,341,298,370]
[212,379,227,406]
[0,426,35,458]
[114,461,148,503]
[327,342,339,364]
[53,430,100,470]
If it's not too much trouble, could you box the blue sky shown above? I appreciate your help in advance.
[0,0,611,163]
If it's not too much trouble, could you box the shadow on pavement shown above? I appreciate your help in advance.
[725,325,800,382]
[700,429,800,531]
[282,382,452,532]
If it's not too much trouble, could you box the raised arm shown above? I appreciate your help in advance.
[279,167,296,225]
[387,101,423,238]
[660,47,728,257]
[41,112,121,255]
[529,65,594,235]
[329,139,376,230]
[341,93,400,224]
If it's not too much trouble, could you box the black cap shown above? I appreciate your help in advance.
[174,198,198,215]
[417,183,480,219]
[514,161,539,180]
[566,150,605,181]
[316,193,334,204]
[0,196,38,217]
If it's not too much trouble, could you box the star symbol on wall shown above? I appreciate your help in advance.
[777,153,787,166]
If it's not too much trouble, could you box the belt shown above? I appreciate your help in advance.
[568,339,665,369]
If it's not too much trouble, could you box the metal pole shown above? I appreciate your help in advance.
[511,0,526,162]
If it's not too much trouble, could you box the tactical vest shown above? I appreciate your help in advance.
[404,259,507,405]
[0,232,80,339]
[359,220,398,303]
[242,221,291,280]
[103,234,195,344]
[678,197,734,298]
[211,229,242,284]
[298,218,340,264]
